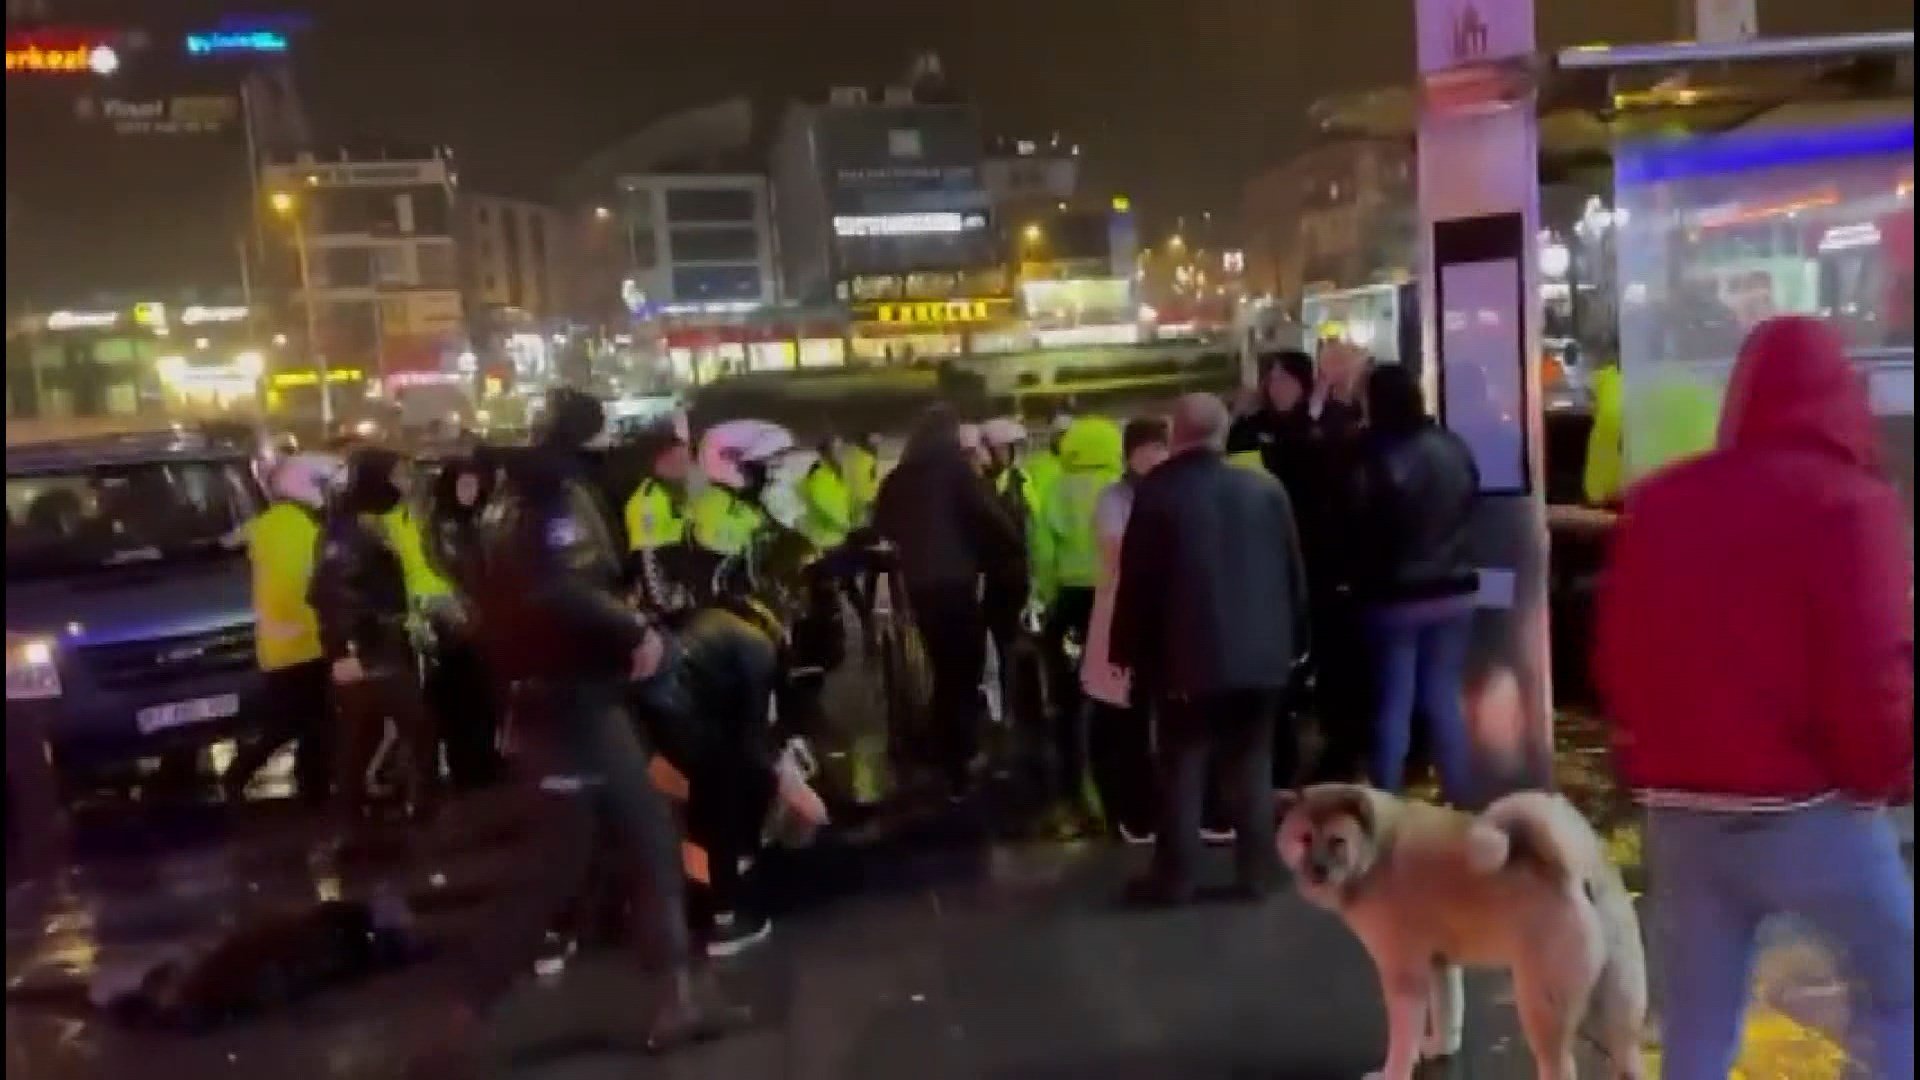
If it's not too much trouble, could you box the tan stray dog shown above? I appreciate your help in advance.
[1277,784,1646,1080]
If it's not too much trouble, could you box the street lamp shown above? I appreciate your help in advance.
[270,191,330,426]
[1022,222,1044,245]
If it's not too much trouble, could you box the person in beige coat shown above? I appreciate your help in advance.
[1081,417,1170,843]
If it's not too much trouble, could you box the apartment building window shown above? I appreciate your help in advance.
[664,188,754,224]
[670,265,761,301]
[373,246,413,286]
[415,243,458,288]
[667,226,759,263]
[321,247,373,287]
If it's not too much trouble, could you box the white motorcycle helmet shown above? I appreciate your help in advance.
[979,417,1028,450]
[699,419,796,491]
[268,453,344,511]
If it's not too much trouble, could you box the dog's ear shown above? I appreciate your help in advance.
[1332,786,1377,838]
[1272,788,1301,825]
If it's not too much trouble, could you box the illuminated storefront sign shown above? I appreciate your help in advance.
[6,40,119,76]
[180,304,251,325]
[44,310,121,330]
[76,95,239,135]
[184,30,289,56]
[865,300,1008,325]
[271,368,364,388]
[132,302,167,328]
[833,212,988,238]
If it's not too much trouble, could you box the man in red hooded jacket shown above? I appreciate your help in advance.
[1594,317,1913,1079]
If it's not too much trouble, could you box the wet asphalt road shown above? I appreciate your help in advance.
[5,717,1900,1079]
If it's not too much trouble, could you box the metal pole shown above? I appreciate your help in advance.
[293,215,330,427]
[240,80,267,284]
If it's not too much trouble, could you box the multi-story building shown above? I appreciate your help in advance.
[771,80,1015,360]
[260,145,470,395]
[982,134,1080,220]
[458,192,568,387]
[461,193,565,318]
[617,172,778,311]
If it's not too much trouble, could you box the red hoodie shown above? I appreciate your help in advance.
[1594,318,1913,809]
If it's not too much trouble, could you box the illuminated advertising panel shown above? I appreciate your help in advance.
[5,32,120,76]
[184,30,289,57]
[1614,117,1914,494]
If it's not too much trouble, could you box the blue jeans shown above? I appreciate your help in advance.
[1647,803,1914,1080]
[1364,601,1475,804]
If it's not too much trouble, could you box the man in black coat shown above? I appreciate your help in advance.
[1110,393,1310,904]
[873,405,1023,797]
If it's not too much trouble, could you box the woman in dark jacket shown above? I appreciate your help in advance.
[1347,363,1481,805]
[424,455,504,789]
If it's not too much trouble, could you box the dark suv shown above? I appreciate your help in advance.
[6,430,266,791]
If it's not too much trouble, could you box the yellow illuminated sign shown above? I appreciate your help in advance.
[270,368,364,388]
[871,300,1002,325]
[1111,195,1131,212]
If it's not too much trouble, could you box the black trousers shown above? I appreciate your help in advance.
[467,678,692,1008]
[331,656,438,824]
[1151,689,1289,891]
[1086,699,1154,836]
[1307,590,1373,785]
[685,757,776,924]
[1040,587,1096,801]
[426,634,503,790]
[908,583,987,791]
[226,659,333,805]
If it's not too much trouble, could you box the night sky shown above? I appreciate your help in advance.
[6,0,1910,305]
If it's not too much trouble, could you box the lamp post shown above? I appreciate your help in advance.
[269,190,330,427]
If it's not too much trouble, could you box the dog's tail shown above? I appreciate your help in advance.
[1467,791,1604,887]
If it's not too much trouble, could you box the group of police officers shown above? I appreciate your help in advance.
[236,385,1130,1068]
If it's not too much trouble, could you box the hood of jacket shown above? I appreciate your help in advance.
[1717,316,1877,470]
[1057,415,1123,473]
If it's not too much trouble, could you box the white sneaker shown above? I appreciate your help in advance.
[1117,824,1156,846]
[705,911,773,959]
[1199,827,1237,846]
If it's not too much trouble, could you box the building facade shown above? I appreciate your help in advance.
[1239,137,1416,309]
[260,146,470,389]
[771,86,1014,359]
[617,172,778,311]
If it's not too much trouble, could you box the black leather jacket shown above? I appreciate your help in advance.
[1347,423,1480,604]
[308,513,412,665]
[479,447,651,682]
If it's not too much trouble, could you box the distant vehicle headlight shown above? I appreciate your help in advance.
[6,636,62,701]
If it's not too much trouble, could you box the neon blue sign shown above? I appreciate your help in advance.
[184,30,289,56]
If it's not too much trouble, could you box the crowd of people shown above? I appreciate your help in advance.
[224,314,1912,1076]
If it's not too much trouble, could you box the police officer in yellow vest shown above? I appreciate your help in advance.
[843,433,881,527]
[798,435,854,552]
[224,453,341,805]
[1032,415,1123,821]
[624,425,700,616]
[689,449,773,602]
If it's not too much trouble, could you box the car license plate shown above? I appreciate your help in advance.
[136,693,241,735]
